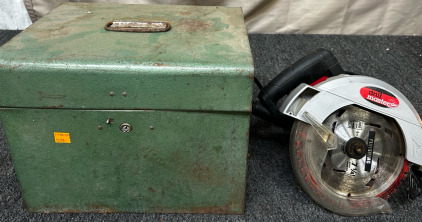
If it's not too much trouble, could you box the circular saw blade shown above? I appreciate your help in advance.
[290,105,406,216]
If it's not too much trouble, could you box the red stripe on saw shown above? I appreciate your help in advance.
[310,76,328,86]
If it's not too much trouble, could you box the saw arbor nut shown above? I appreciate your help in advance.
[344,137,368,160]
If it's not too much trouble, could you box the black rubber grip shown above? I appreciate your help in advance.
[254,48,344,123]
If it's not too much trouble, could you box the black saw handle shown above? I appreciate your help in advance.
[252,48,345,124]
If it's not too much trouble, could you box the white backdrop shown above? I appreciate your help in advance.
[2,0,422,35]
[0,0,32,29]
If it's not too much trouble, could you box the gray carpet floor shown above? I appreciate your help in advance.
[0,30,421,221]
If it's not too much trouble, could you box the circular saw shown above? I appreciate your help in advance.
[252,49,422,216]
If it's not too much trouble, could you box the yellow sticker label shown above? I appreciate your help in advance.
[54,132,71,143]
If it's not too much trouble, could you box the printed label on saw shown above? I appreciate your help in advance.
[360,87,399,108]
[346,159,358,176]
[365,131,376,172]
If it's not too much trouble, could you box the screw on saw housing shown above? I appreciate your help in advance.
[251,48,422,216]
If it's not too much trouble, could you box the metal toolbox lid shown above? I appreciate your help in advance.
[0,3,253,112]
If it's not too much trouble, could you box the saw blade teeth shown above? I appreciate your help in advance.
[290,105,406,206]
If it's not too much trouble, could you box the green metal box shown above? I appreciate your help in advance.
[0,3,253,214]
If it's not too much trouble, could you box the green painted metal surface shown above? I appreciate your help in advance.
[1,108,249,213]
[0,3,253,214]
[0,3,253,111]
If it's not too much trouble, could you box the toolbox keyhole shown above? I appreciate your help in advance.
[119,123,132,133]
